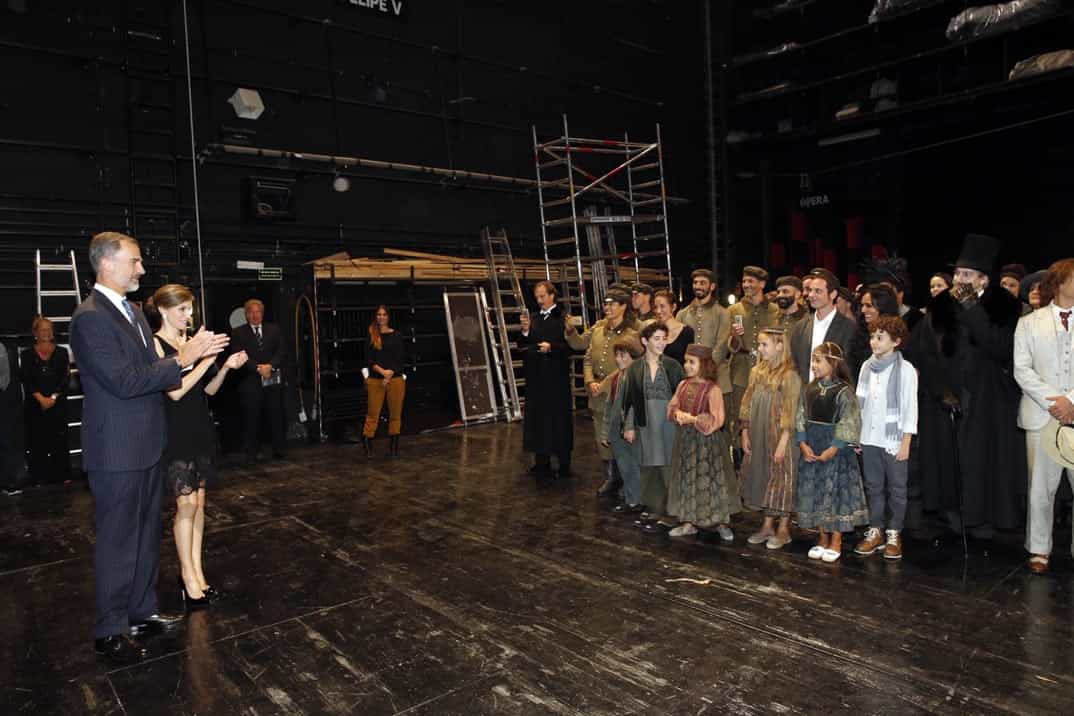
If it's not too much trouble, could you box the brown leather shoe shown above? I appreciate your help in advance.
[1028,554,1050,574]
[854,527,884,556]
[882,530,903,560]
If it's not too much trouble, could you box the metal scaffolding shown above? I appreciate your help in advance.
[532,115,673,329]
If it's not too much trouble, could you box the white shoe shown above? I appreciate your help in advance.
[821,548,842,563]
[807,545,826,560]
[716,525,734,542]
[669,523,698,537]
[766,535,790,550]
[747,531,772,545]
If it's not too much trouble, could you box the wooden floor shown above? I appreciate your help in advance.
[2,417,1073,715]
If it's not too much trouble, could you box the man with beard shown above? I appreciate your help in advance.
[774,276,807,331]
[676,268,732,402]
[910,234,1026,543]
[563,289,641,494]
[788,268,860,386]
[727,266,779,454]
[519,280,574,478]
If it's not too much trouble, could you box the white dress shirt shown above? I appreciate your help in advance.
[808,307,837,381]
[857,356,918,454]
[94,282,146,346]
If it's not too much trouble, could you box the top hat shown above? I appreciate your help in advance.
[954,234,999,274]
[1043,418,1074,471]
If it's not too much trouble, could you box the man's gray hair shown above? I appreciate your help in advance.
[244,298,265,312]
[89,231,137,274]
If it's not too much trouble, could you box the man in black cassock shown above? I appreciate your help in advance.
[907,234,1026,540]
[519,280,574,478]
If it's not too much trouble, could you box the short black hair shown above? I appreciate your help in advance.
[640,321,668,341]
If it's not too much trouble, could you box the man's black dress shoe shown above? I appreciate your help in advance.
[641,521,670,534]
[273,449,287,460]
[129,612,184,635]
[95,634,147,663]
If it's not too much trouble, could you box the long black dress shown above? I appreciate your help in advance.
[521,305,574,469]
[20,345,70,483]
[158,339,218,496]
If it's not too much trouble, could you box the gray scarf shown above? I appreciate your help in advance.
[860,351,902,442]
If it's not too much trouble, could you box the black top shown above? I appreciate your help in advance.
[367,330,405,378]
[157,338,217,467]
[20,345,70,409]
[663,325,696,366]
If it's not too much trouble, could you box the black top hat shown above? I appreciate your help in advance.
[954,234,999,274]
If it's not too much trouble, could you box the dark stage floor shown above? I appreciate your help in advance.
[2,417,1074,714]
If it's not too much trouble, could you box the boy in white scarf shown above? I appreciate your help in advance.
[854,315,918,560]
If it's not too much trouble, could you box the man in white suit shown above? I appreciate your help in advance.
[1014,258,1074,574]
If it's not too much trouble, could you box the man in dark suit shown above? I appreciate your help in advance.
[70,232,227,664]
[0,340,27,496]
[788,268,860,385]
[230,299,288,460]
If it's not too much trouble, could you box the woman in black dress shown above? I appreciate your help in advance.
[148,285,248,610]
[363,305,407,457]
[21,317,70,484]
[653,289,694,366]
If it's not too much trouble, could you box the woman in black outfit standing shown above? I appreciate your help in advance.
[363,305,406,457]
[652,289,694,365]
[148,284,248,610]
[21,317,70,484]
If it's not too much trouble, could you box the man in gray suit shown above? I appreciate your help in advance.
[1015,258,1074,574]
[71,232,227,663]
[788,268,859,385]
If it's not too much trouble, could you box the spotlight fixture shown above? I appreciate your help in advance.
[227,88,265,120]
[332,173,351,193]
[726,294,737,305]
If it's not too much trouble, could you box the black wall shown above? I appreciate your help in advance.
[0,0,707,340]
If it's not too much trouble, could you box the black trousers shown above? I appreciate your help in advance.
[534,452,571,471]
[240,383,285,454]
[26,408,69,483]
[88,463,163,638]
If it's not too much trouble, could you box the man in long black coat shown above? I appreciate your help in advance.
[519,280,573,477]
[907,234,1026,538]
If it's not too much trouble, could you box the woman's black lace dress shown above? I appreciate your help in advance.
[158,339,217,496]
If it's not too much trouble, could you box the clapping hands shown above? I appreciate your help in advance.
[178,327,229,367]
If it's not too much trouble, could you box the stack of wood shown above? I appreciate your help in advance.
[309,249,666,284]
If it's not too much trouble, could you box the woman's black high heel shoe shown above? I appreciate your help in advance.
[202,585,222,602]
[179,576,210,611]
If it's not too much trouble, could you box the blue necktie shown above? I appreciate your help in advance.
[122,299,146,346]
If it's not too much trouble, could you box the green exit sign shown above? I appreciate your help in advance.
[258,267,283,281]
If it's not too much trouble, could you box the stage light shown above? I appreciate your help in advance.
[332,174,351,193]
[227,88,265,120]
[727,294,737,305]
